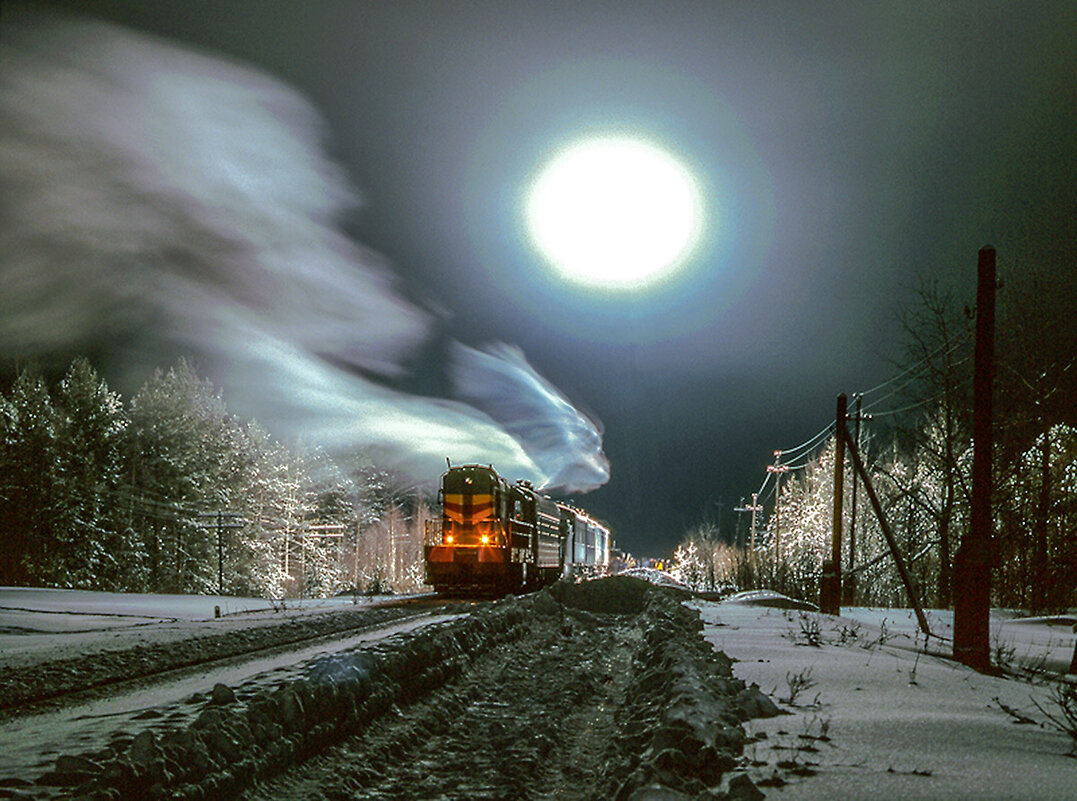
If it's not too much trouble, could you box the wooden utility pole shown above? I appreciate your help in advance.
[303,524,345,597]
[217,511,224,595]
[354,519,361,590]
[283,523,290,576]
[767,452,789,561]
[954,246,996,671]
[844,394,866,604]
[196,512,244,595]
[822,394,847,615]
[734,494,763,550]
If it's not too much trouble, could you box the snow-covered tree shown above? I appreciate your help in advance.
[0,356,435,599]
[127,358,235,593]
[52,358,137,589]
[995,424,1077,612]
[0,369,59,584]
[670,539,705,591]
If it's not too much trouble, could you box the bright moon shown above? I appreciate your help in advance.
[525,136,704,290]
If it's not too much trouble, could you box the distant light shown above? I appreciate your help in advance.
[480,534,490,545]
[525,136,704,290]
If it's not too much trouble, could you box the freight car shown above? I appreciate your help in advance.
[424,463,609,595]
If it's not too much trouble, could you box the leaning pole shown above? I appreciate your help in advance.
[953,245,995,672]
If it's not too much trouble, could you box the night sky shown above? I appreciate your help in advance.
[3,1,1076,557]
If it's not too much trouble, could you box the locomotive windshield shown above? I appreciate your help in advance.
[440,465,505,546]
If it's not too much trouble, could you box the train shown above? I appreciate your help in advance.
[424,463,610,595]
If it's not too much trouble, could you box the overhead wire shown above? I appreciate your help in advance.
[856,339,966,397]
[744,337,971,514]
[757,479,777,507]
[774,420,835,460]
[861,352,971,414]
[867,393,945,419]
[754,470,772,499]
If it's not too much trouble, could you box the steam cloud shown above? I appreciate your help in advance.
[451,343,609,492]
[0,14,609,492]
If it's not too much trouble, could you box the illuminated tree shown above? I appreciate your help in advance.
[52,358,135,589]
[670,539,705,591]
[0,369,58,584]
[127,358,234,593]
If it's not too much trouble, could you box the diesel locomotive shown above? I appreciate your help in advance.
[424,464,610,595]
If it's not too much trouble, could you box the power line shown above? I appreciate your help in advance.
[867,393,945,419]
[758,479,776,507]
[774,420,835,459]
[856,340,966,398]
[755,469,772,499]
[744,339,970,529]
[861,352,971,414]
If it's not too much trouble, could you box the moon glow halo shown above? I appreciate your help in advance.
[525,136,704,290]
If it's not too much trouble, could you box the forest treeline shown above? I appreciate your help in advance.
[0,358,431,598]
[670,267,1076,613]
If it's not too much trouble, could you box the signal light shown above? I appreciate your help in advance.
[446,534,454,544]
[480,534,490,545]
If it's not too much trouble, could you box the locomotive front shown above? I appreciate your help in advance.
[424,465,512,594]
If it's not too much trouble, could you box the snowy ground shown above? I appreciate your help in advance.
[701,594,1077,800]
[0,587,423,659]
[0,587,456,790]
[1,585,1075,799]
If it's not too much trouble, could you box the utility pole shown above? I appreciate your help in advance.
[283,523,290,577]
[844,394,870,604]
[842,421,931,636]
[302,524,346,597]
[389,512,397,585]
[217,511,223,595]
[767,452,789,562]
[822,394,847,615]
[954,245,996,672]
[734,494,764,551]
[354,519,361,590]
[733,498,747,548]
[196,512,245,596]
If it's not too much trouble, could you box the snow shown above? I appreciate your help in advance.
[618,567,689,589]
[2,586,1075,798]
[697,598,1077,799]
[0,586,411,624]
[0,586,417,668]
[0,587,445,788]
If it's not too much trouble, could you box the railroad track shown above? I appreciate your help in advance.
[0,596,478,717]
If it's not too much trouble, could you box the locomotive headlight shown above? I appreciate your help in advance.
[480,534,490,545]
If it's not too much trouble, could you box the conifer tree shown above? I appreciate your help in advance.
[0,369,59,584]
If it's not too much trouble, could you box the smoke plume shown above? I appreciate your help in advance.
[0,13,608,491]
[451,343,609,492]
